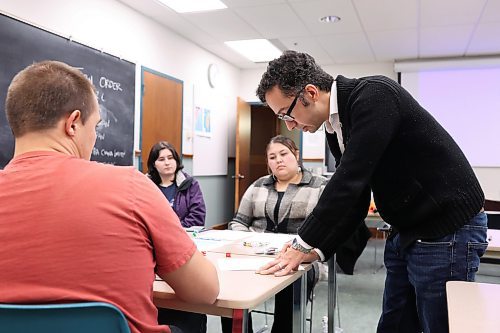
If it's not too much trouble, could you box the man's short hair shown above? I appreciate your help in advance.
[5,60,97,137]
[256,50,334,103]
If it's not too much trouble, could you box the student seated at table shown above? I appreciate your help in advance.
[0,60,219,333]
[221,135,325,333]
[147,141,208,332]
[147,141,206,228]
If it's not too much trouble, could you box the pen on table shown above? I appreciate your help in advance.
[198,226,211,233]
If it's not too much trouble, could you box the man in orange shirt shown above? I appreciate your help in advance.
[0,60,219,333]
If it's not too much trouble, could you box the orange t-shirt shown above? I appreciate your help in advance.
[0,151,196,333]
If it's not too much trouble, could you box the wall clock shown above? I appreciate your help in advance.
[208,63,219,88]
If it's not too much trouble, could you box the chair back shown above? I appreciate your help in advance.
[484,199,500,229]
[487,212,500,230]
[0,302,130,333]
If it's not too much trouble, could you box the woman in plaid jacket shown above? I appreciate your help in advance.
[224,135,326,333]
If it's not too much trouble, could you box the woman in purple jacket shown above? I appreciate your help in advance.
[147,141,208,333]
[147,141,206,227]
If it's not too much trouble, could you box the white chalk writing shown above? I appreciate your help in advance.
[99,76,122,91]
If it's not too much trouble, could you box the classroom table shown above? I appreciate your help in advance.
[364,212,385,228]
[446,281,500,333]
[484,229,500,260]
[153,234,309,333]
[186,229,339,332]
[196,229,340,333]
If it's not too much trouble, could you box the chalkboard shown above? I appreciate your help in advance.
[0,13,135,168]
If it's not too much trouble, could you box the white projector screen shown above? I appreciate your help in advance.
[401,66,500,167]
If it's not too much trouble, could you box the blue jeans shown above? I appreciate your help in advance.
[377,212,488,333]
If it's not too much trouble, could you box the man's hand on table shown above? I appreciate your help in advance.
[256,246,318,277]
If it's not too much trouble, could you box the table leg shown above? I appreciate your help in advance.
[232,309,249,333]
[292,273,306,333]
[328,254,337,333]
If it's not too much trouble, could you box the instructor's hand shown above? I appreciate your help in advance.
[256,247,307,277]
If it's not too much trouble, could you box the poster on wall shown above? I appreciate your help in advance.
[192,83,227,176]
[194,106,212,137]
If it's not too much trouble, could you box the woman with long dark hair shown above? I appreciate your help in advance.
[147,141,207,333]
[147,141,206,227]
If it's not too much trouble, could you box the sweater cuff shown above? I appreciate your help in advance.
[298,213,333,250]
[296,235,313,249]
[313,248,326,262]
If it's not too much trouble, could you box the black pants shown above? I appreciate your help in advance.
[158,308,207,333]
[221,268,316,333]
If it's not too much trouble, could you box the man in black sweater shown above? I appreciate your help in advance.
[256,51,487,333]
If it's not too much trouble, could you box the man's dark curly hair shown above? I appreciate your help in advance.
[256,50,334,103]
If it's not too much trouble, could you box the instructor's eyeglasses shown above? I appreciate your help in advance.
[277,90,302,122]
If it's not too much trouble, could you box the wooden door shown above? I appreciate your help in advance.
[249,105,280,183]
[234,100,280,212]
[234,98,251,212]
[140,69,183,172]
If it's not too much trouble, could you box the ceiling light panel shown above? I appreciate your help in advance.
[225,39,282,62]
[157,0,227,13]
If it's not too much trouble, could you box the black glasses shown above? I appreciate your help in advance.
[277,91,301,122]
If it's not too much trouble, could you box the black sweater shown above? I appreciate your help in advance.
[298,75,484,258]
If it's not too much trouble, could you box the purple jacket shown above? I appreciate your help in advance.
[173,171,206,227]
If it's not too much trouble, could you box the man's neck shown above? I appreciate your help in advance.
[14,131,78,158]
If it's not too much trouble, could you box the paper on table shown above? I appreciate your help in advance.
[217,257,274,271]
[193,238,225,251]
[243,233,295,250]
[217,258,305,271]
[199,230,251,241]
[191,230,251,251]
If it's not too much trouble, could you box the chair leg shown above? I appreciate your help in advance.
[374,226,389,273]
[373,231,378,272]
[308,293,314,333]
[264,300,268,328]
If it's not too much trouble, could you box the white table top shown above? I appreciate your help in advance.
[487,229,500,251]
[447,281,500,333]
[483,229,500,259]
[153,250,308,318]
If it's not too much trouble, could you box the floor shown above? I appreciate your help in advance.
[206,238,500,333]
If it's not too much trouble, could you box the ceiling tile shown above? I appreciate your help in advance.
[317,33,375,64]
[118,0,500,69]
[290,0,363,35]
[420,0,488,27]
[203,42,253,64]
[233,3,309,38]
[368,29,418,61]
[118,0,219,44]
[419,25,474,57]
[354,0,418,31]
[479,0,500,23]
[467,22,500,55]
[279,36,334,64]
[183,10,260,40]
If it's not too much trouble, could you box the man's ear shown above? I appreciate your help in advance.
[304,84,319,102]
[65,110,82,137]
